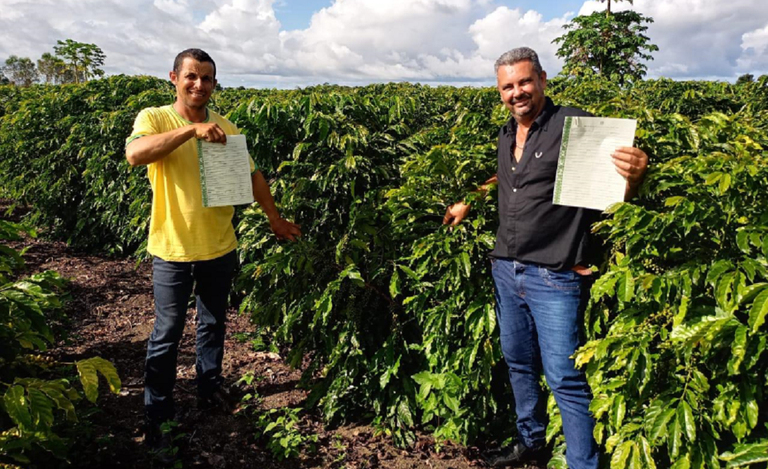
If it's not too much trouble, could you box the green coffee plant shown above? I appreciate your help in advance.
[0,220,121,466]
[577,111,768,468]
[0,76,172,254]
[255,408,318,460]
[151,420,184,468]
[234,85,508,446]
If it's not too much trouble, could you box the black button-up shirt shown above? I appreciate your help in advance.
[490,97,601,270]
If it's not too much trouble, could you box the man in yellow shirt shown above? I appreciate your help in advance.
[126,49,301,459]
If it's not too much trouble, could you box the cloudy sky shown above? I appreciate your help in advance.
[1,0,766,88]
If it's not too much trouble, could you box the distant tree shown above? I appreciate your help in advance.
[53,39,106,83]
[37,52,68,84]
[736,73,755,85]
[553,9,658,85]
[0,75,9,85]
[1,55,39,87]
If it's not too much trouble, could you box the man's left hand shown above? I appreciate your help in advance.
[270,218,302,242]
[612,146,649,187]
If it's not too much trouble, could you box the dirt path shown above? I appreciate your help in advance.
[8,232,495,469]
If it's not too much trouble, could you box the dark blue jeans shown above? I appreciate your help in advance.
[144,250,238,423]
[491,258,598,469]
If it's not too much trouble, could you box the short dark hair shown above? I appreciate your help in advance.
[494,47,543,75]
[173,48,217,78]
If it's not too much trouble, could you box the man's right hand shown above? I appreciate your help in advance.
[269,217,302,242]
[443,202,470,226]
[193,123,227,143]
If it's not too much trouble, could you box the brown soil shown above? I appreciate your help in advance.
[3,210,545,469]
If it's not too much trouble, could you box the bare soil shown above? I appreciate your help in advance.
[4,210,545,469]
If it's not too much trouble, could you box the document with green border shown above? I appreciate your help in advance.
[198,135,254,208]
[554,116,637,211]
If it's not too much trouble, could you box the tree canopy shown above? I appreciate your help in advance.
[553,9,658,85]
[1,55,39,87]
[37,52,69,84]
[736,73,755,85]
[53,39,106,84]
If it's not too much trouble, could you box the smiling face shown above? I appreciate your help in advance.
[496,59,547,126]
[170,57,216,115]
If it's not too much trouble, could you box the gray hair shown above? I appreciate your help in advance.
[494,47,543,74]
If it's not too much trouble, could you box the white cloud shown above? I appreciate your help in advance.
[199,0,280,42]
[468,7,570,72]
[737,23,768,73]
[153,0,194,22]
[271,0,573,82]
[275,0,481,80]
[1,0,766,86]
[196,0,283,73]
[741,24,768,54]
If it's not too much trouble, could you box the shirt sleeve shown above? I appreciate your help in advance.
[125,108,158,147]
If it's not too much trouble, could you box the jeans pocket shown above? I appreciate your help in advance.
[540,267,581,291]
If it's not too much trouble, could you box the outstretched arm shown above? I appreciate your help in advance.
[442,174,498,226]
[251,170,302,241]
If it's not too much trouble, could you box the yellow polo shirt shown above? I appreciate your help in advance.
[127,105,256,262]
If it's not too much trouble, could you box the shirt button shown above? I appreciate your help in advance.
[513,188,517,193]
[512,166,516,171]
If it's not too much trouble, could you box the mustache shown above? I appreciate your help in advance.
[512,93,532,104]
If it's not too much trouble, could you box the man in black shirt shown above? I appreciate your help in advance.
[443,47,648,469]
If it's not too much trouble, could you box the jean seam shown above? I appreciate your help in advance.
[527,313,536,447]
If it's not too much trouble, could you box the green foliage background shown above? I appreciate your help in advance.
[1,75,767,467]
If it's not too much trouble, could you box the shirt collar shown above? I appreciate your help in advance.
[535,97,556,131]
[169,105,210,124]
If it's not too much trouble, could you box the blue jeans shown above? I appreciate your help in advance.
[144,250,238,422]
[491,258,597,469]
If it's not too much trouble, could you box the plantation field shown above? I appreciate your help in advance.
[1,75,767,468]
[0,221,486,468]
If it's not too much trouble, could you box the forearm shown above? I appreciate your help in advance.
[251,170,280,222]
[464,174,498,203]
[444,174,497,225]
[624,173,645,200]
[477,174,498,194]
[126,125,196,166]
[625,182,640,201]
